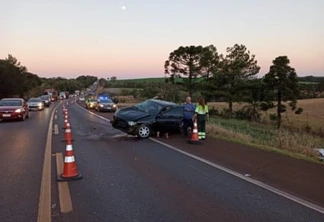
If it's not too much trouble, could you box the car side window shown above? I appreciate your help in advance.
[161,106,183,117]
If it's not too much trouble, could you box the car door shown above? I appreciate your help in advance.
[155,106,183,132]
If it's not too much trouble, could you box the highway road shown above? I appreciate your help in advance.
[0,104,56,222]
[1,99,324,222]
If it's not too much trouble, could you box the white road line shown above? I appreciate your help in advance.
[54,124,59,135]
[75,102,110,122]
[37,106,59,222]
[54,114,57,119]
[149,137,324,215]
[75,103,324,214]
[56,153,73,213]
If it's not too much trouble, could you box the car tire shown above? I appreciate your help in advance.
[137,124,151,139]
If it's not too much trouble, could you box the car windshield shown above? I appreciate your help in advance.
[40,95,50,99]
[0,100,22,106]
[134,100,163,115]
[29,98,41,102]
[100,99,112,103]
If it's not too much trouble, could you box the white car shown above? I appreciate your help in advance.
[79,96,85,102]
[28,98,44,111]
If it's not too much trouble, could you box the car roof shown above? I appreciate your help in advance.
[148,99,179,107]
[1,98,24,101]
[29,98,41,100]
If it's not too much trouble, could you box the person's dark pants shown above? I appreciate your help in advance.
[183,118,193,136]
[197,114,206,139]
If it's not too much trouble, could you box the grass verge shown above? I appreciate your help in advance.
[207,117,324,164]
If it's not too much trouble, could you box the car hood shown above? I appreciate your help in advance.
[115,106,151,121]
[0,106,21,111]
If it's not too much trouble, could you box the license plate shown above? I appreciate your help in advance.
[3,114,11,117]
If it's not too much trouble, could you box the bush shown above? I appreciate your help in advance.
[208,107,219,116]
[269,113,278,121]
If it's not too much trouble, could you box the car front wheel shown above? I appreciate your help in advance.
[137,124,151,139]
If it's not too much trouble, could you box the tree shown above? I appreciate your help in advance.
[0,55,35,98]
[110,76,117,81]
[210,44,260,116]
[200,45,220,79]
[164,45,204,97]
[317,80,324,94]
[263,56,301,128]
[98,78,107,88]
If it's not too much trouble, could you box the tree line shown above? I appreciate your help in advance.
[162,44,315,128]
[0,54,98,99]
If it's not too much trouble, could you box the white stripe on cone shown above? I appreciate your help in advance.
[66,144,73,151]
[65,156,75,163]
[65,129,71,133]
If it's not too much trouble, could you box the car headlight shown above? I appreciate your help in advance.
[99,104,104,107]
[128,121,137,126]
[38,103,43,106]
[14,109,22,113]
[112,104,116,107]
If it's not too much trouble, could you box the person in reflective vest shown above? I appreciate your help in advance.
[193,97,209,140]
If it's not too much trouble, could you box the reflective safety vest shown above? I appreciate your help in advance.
[195,105,209,115]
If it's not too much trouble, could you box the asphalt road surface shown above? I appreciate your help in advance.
[0,104,56,222]
[1,100,324,222]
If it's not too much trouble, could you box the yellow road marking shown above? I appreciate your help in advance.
[56,153,73,213]
[37,105,59,222]
[54,124,59,135]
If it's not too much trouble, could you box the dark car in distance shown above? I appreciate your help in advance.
[39,95,51,107]
[95,98,118,112]
[112,99,183,138]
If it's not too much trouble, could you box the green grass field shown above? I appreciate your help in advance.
[111,77,165,83]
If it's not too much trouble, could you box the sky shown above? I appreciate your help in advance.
[1,0,323,79]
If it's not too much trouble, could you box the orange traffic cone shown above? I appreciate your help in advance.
[63,119,71,129]
[62,127,73,142]
[57,140,82,181]
[187,119,202,145]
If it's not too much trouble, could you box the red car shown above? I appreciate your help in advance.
[0,98,29,121]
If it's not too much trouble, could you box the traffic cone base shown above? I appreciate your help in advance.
[187,119,202,145]
[58,173,83,181]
